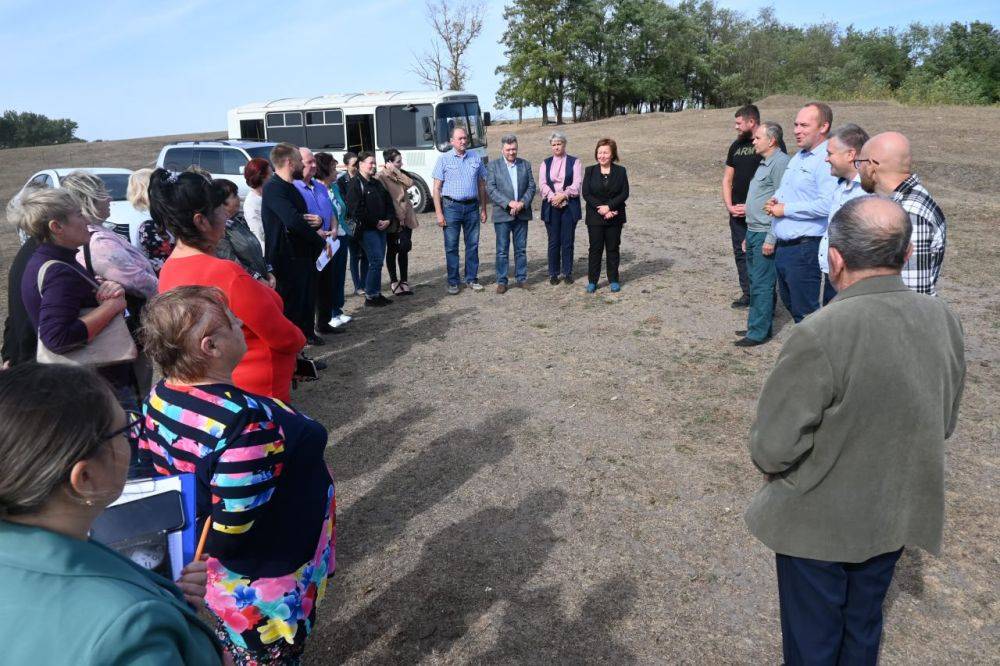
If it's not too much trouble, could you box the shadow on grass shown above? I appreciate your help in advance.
[324,484,634,663]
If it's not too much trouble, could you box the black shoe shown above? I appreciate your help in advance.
[306,334,326,346]
[731,294,750,308]
[376,294,394,305]
[563,275,574,285]
[734,336,770,347]
[735,329,747,337]
[316,325,346,335]
[549,276,560,285]
[365,296,390,308]
[313,359,328,371]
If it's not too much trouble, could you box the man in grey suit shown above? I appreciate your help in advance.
[745,195,965,665]
[485,133,537,293]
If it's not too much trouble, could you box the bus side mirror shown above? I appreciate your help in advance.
[483,112,491,127]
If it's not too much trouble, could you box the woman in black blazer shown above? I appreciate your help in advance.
[582,138,629,292]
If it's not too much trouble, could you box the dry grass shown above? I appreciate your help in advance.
[1,100,997,664]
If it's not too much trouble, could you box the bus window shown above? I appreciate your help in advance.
[376,104,435,150]
[240,119,264,140]
[434,101,485,151]
[305,109,346,150]
[346,115,375,154]
[265,111,306,145]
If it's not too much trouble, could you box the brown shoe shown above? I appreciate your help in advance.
[496,284,508,294]
[516,281,528,289]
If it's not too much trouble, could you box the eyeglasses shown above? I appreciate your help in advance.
[103,411,143,444]
[852,158,879,169]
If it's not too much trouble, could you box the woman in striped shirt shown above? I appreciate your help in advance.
[138,286,335,665]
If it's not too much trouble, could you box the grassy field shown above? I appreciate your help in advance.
[1,97,997,664]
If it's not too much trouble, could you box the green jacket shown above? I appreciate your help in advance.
[745,275,965,562]
[0,520,223,665]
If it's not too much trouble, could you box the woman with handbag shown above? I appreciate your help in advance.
[315,152,353,330]
[13,188,138,411]
[376,148,418,296]
[138,285,335,665]
[151,169,306,403]
[347,151,396,308]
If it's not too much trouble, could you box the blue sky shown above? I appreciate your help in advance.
[1,0,996,141]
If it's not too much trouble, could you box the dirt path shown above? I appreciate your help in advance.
[1,100,997,664]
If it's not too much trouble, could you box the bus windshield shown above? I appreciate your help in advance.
[435,101,485,152]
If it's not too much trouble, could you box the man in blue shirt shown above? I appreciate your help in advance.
[432,127,488,294]
[818,124,869,304]
[765,102,840,322]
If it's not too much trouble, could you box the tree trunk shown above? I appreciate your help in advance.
[518,106,523,124]
[571,103,577,123]
[541,100,550,125]
[554,75,565,125]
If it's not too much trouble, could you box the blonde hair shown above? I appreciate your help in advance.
[5,188,79,242]
[140,286,233,382]
[60,171,109,222]
[127,168,153,212]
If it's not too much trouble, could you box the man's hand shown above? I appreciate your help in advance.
[175,559,208,612]
[480,207,488,224]
[266,273,277,289]
[303,214,322,229]
[764,198,784,218]
[741,239,746,253]
[762,243,775,256]
[436,212,446,228]
[728,204,746,217]
[597,205,610,216]
[376,219,390,231]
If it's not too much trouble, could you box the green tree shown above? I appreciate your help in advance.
[0,110,80,149]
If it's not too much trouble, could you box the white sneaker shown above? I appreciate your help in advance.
[327,316,345,328]
[337,314,352,324]
[468,281,484,292]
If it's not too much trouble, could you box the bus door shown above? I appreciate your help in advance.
[346,114,375,154]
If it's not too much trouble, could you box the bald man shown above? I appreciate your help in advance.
[747,195,965,665]
[857,132,947,295]
[292,146,337,345]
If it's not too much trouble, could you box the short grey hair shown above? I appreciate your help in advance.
[500,133,518,146]
[548,131,567,145]
[762,121,783,147]
[829,123,869,154]
[828,195,911,270]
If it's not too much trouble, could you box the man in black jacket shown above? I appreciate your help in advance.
[262,143,327,346]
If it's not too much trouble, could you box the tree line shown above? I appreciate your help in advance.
[495,0,1000,123]
[0,110,81,150]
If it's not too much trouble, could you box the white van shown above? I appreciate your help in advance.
[226,90,489,212]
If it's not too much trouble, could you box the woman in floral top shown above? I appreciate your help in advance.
[138,286,335,665]
[129,168,175,274]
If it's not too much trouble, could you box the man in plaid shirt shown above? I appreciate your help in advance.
[857,132,946,295]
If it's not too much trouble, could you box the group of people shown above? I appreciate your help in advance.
[0,100,968,665]
[722,102,947,346]
[724,103,964,663]
[432,126,630,294]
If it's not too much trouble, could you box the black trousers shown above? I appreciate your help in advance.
[277,258,317,338]
[729,215,750,296]
[776,548,903,666]
[386,227,412,283]
[587,223,622,284]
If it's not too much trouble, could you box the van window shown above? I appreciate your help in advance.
[163,147,195,170]
[221,150,248,175]
[195,149,223,174]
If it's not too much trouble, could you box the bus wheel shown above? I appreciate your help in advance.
[407,174,432,214]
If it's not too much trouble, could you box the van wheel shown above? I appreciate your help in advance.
[406,174,432,213]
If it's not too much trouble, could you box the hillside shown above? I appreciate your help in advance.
[1,102,997,664]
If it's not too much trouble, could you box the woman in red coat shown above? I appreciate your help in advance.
[150,169,304,402]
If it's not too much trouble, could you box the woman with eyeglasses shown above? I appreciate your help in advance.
[0,362,224,665]
[138,286,336,666]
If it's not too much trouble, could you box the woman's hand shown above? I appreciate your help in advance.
[376,219,390,231]
[596,205,610,216]
[95,280,125,303]
[266,273,277,289]
[175,558,208,612]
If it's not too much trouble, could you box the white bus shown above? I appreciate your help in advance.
[227,90,489,212]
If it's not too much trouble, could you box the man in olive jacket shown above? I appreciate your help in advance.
[745,195,965,665]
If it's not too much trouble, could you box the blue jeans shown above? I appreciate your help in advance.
[360,228,387,298]
[348,234,367,292]
[775,237,822,323]
[442,200,481,285]
[494,220,528,285]
[776,549,903,666]
[544,206,578,277]
[745,230,777,341]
